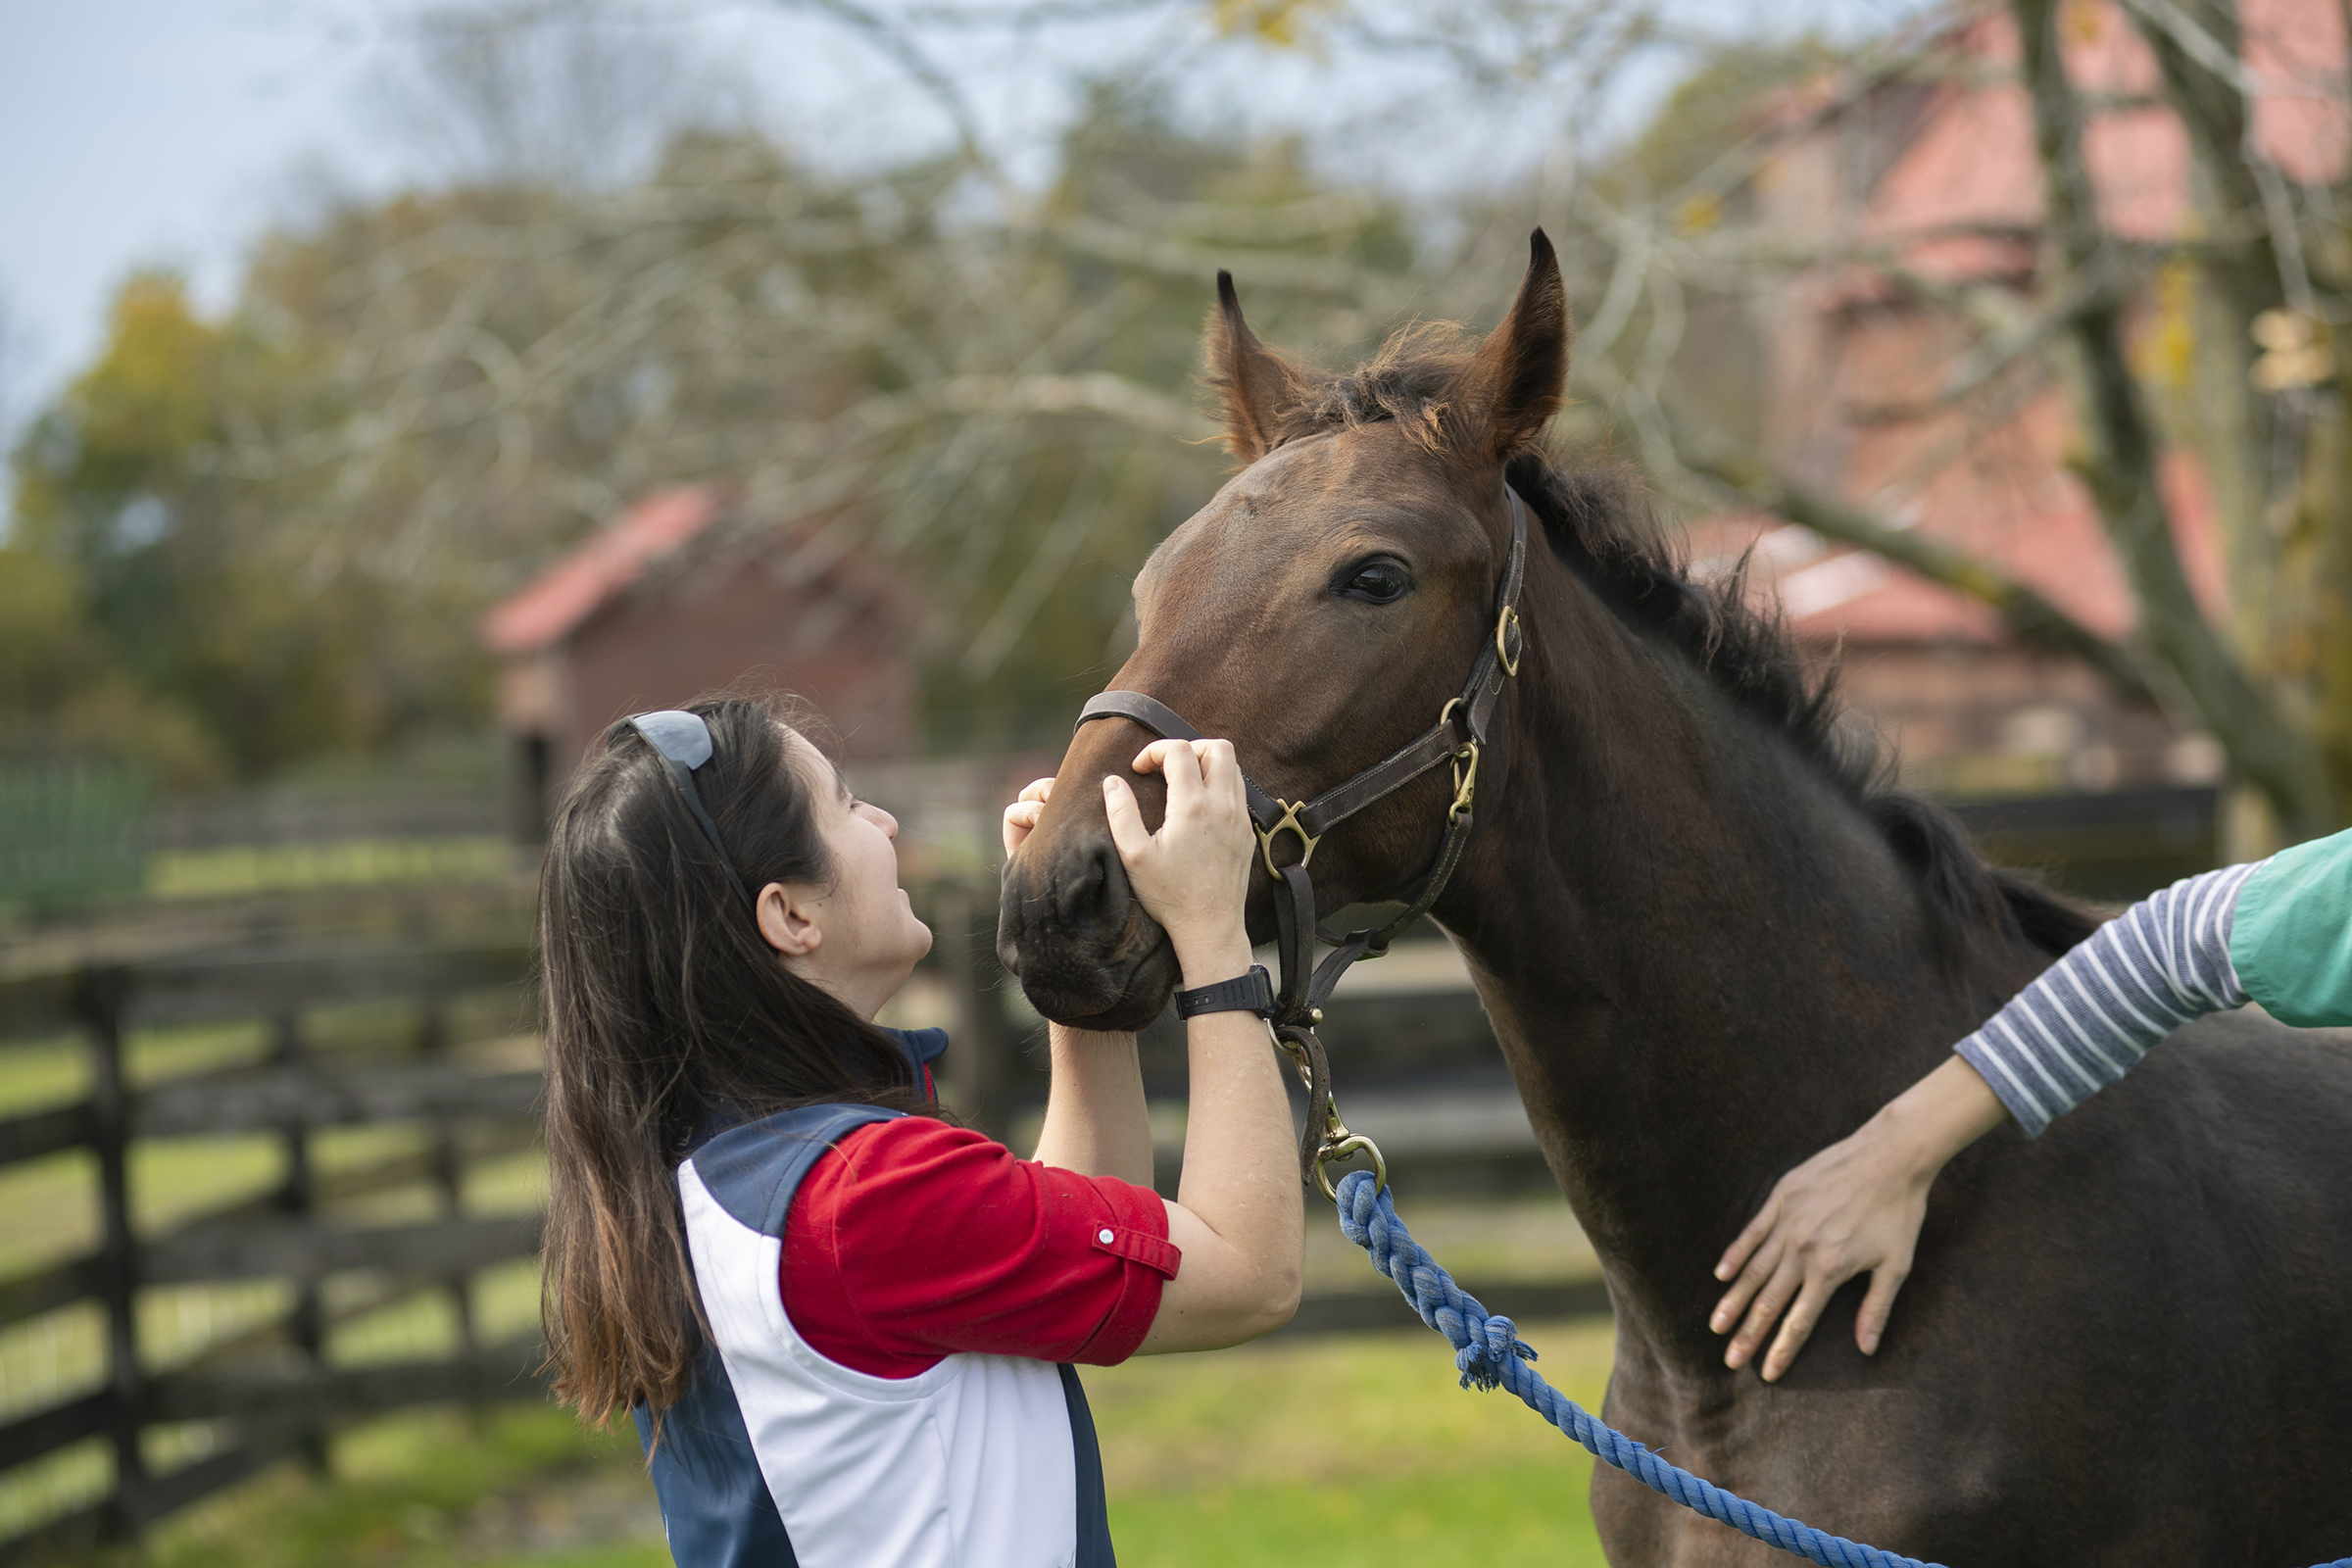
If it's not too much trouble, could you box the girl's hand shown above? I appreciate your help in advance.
[1708,1054,2007,1381]
[1102,739,1253,978]
[1002,777,1055,860]
[1709,1121,1931,1382]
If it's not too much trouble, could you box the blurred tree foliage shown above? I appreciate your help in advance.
[5,81,1418,777]
[7,271,489,785]
[17,0,2340,840]
[0,0,1806,788]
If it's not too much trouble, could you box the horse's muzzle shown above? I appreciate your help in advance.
[996,831,1180,1032]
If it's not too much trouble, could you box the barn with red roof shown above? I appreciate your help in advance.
[481,485,925,838]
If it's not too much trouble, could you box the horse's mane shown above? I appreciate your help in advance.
[1252,331,2095,961]
[1510,452,2099,963]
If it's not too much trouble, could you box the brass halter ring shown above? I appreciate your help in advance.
[1314,1132,1388,1201]
[1257,799,1322,880]
[1495,604,1523,678]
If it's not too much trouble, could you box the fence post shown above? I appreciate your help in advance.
[271,1011,330,1475]
[933,883,1012,1143]
[79,963,148,1544]
[418,999,479,1361]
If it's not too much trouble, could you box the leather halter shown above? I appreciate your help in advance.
[1073,483,1531,1187]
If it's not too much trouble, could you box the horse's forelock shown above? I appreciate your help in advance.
[1263,321,1480,454]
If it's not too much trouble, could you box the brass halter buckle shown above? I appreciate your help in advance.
[1435,695,1482,825]
[1257,800,1322,880]
[1496,604,1523,678]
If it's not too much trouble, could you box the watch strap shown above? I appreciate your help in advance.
[1174,964,1277,1020]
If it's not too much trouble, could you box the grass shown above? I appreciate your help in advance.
[136,1406,650,1568]
[145,839,517,901]
[1095,1319,1614,1567]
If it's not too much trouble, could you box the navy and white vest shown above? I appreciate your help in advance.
[635,1030,1114,1568]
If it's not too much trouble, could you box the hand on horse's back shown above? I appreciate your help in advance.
[1710,1054,2009,1381]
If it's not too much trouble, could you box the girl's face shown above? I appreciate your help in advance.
[768,730,933,1016]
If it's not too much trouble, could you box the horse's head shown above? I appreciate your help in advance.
[999,232,1570,1030]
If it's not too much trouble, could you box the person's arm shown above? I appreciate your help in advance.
[995,746,1302,1352]
[1102,739,1303,1354]
[1030,1023,1154,1188]
[1709,858,2264,1381]
[1007,777,1157,1189]
[1138,943,1300,1352]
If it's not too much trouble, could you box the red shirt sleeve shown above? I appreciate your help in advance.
[780,1117,1180,1380]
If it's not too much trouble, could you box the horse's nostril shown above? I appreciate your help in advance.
[1054,841,1114,925]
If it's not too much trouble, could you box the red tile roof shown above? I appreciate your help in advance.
[480,486,727,655]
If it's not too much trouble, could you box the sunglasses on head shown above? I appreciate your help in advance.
[624,710,756,911]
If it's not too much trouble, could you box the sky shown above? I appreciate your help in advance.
[0,1,858,440]
[0,3,358,436]
[0,0,1923,461]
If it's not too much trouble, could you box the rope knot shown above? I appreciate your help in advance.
[1455,1313,1537,1391]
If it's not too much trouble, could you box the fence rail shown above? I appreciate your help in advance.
[0,934,548,1563]
[0,885,1587,1560]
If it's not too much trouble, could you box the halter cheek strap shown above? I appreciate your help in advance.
[1072,482,1531,1184]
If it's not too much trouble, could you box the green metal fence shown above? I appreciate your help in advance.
[0,763,150,913]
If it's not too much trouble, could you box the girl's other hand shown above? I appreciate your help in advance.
[1102,739,1253,977]
[1002,777,1055,860]
[1708,1121,1930,1382]
[1707,1053,2007,1381]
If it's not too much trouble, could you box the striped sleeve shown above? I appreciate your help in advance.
[1954,860,2263,1137]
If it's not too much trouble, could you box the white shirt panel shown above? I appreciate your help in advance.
[678,1161,1079,1568]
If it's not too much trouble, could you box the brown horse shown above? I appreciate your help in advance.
[997,232,2352,1564]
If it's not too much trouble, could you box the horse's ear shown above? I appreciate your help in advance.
[1206,271,1306,463]
[1452,229,1570,460]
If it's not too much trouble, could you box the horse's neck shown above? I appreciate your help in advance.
[1434,561,2033,1355]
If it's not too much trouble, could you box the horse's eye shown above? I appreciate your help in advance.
[1340,562,1411,604]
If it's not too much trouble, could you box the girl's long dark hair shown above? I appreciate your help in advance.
[538,694,928,1426]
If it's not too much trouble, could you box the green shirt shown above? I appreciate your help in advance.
[2230,823,2352,1028]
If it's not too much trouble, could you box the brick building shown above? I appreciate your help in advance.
[481,485,924,838]
[1705,0,2343,892]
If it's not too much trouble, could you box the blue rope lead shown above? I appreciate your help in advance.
[1335,1169,1939,1568]
[1337,1170,2352,1568]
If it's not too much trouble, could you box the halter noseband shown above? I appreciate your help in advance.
[1072,483,1531,1192]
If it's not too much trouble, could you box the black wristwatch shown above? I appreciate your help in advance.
[1174,963,1277,1020]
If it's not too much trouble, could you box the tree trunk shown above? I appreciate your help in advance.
[2013,0,2337,838]
[2124,0,2348,846]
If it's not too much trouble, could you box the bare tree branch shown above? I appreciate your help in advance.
[1671,440,2162,708]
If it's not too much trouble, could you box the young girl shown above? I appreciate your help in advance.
[536,696,1301,1568]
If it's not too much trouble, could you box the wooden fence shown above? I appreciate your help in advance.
[0,938,544,1562]
[0,886,1596,1560]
